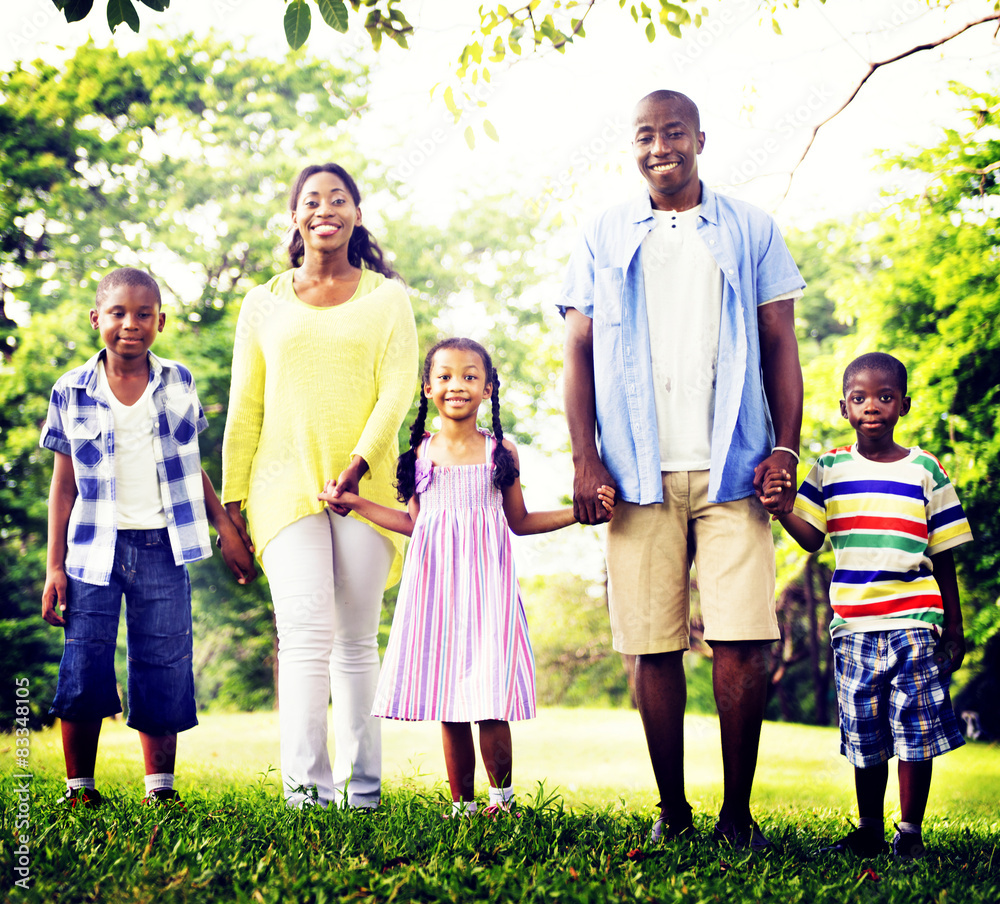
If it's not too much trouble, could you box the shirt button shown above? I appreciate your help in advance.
[728,268,735,275]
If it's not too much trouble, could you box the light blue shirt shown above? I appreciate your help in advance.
[558,184,805,505]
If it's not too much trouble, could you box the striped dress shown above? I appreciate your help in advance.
[371,431,536,722]
[793,444,972,638]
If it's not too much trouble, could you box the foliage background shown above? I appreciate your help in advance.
[1,27,998,737]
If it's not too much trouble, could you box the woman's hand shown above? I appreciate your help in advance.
[224,501,255,554]
[324,456,369,516]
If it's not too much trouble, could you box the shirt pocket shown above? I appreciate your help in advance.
[164,394,199,447]
[68,415,103,469]
[593,267,624,326]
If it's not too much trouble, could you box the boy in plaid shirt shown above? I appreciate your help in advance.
[40,267,255,807]
[761,353,972,859]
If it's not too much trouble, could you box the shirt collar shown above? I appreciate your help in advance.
[630,181,720,226]
[71,349,162,392]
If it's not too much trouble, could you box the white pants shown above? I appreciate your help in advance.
[262,510,394,808]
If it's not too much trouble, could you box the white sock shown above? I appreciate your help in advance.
[897,821,921,835]
[488,785,514,807]
[858,817,883,830]
[66,777,95,792]
[144,773,174,795]
[451,799,477,816]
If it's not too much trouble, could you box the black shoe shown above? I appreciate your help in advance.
[815,826,889,858]
[142,788,185,808]
[650,815,696,842]
[892,830,926,860]
[65,787,103,809]
[650,802,695,842]
[712,819,776,852]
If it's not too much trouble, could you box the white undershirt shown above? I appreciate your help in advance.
[642,208,804,471]
[98,361,167,529]
[642,206,722,471]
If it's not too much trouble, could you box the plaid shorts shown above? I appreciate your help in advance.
[833,628,965,768]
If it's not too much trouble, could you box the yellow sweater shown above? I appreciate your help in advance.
[222,268,418,586]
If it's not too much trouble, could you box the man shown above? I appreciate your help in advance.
[559,90,804,850]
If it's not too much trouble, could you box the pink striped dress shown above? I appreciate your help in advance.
[371,431,536,722]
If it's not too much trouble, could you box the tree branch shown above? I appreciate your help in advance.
[780,12,1000,200]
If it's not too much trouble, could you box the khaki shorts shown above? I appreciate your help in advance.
[606,470,778,655]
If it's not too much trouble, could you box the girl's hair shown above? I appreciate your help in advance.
[396,337,519,501]
[287,163,400,279]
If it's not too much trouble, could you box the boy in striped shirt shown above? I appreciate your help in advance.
[761,352,972,860]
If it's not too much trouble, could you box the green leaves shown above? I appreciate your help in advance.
[106,0,140,33]
[284,0,312,50]
[317,0,349,32]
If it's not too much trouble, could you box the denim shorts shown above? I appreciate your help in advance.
[833,628,964,768]
[49,528,198,735]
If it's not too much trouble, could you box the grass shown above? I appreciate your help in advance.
[3,709,999,903]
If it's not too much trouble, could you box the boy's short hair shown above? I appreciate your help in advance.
[843,352,908,396]
[95,268,162,309]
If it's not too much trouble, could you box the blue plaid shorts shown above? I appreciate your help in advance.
[833,628,964,768]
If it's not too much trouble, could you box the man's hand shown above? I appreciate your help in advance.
[753,449,797,515]
[573,453,618,525]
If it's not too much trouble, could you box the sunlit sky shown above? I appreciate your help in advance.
[7,0,998,229]
[6,0,998,575]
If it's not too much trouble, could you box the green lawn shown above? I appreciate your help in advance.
[3,709,999,903]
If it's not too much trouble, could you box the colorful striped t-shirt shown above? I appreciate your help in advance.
[793,444,972,638]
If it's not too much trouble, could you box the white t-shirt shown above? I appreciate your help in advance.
[642,206,802,471]
[98,361,167,530]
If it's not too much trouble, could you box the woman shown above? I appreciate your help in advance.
[222,163,417,808]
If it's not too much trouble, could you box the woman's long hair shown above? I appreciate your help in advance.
[396,338,519,501]
[287,163,400,279]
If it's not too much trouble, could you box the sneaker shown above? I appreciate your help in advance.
[712,819,776,852]
[815,826,889,858]
[484,802,520,819]
[65,787,102,809]
[650,813,696,842]
[142,788,185,808]
[892,830,926,860]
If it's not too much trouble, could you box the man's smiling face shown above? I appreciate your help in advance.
[632,94,705,211]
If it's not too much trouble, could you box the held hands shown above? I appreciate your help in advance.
[573,454,617,525]
[596,485,616,520]
[319,477,362,514]
[753,450,797,516]
[220,502,257,585]
[758,467,793,518]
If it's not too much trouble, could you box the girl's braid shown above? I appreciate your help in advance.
[395,390,429,502]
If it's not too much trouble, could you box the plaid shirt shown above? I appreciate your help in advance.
[40,350,213,585]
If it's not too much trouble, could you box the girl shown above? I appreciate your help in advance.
[320,337,614,816]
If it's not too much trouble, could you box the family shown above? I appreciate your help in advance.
[39,90,972,859]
